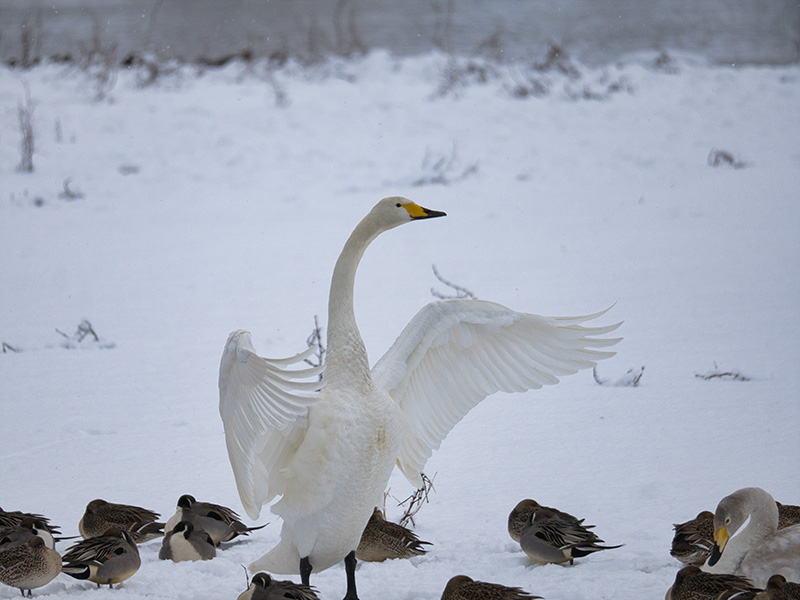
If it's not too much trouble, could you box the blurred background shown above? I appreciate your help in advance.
[1,0,799,68]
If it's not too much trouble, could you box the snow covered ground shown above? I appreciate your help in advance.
[1,49,799,599]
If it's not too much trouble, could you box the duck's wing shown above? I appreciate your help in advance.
[371,299,621,487]
[219,329,324,519]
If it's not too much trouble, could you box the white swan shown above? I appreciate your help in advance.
[703,487,800,587]
[219,197,621,599]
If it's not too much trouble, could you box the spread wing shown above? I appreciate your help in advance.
[371,299,621,487]
[218,330,323,519]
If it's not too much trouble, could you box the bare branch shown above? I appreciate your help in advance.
[17,83,35,173]
[431,265,476,300]
[395,472,437,528]
[304,315,326,380]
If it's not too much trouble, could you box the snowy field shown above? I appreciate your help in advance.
[1,49,799,599]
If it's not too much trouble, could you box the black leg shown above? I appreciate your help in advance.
[343,550,359,600]
[300,556,312,586]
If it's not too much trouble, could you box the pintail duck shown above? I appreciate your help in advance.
[440,575,541,600]
[517,503,621,565]
[0,517,65,551]
[754,575,800,600]
[672,502,800,567]
[62,527,141,588]
[703,488,800,588]
[237,572,320,600]
[666,566,761,600]
[671,511,716,566]
[159,521,216,562]
[165,495,266,546]
[0,508,61,537]
[0,536,61,597]
[79,498,164,543]
[355,508,430,562]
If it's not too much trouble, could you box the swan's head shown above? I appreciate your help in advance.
[707,487,777,566]
[370,196,446,231]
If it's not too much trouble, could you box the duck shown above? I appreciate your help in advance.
[0,517,67,551]
[440,575,541,600]
[703,488,800,588]
[219,197,621,599]
[159,521,216,562]
[0,508,61,538]
[79,498,164,543]
[672,502,800,567]
[0,536,62,597]
[518,504,621,565]
[755,575,800,600]
[508,499,544,543]
[507,499,587,544]
[61,527,141,588]
[164,494,265,546]
[237,572,320,600]
[671,511,716,566]
[355,507,430,562]
[666,566,761,600]
[777,503,800,529]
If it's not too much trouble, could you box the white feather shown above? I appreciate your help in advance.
[372,300,619,486]
[218,197,621,580]
[219,329,322,519]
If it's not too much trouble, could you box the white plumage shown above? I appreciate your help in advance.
[219,197,621,597]
[703,487,800,587]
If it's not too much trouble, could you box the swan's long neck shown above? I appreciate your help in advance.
[325,213,383,389]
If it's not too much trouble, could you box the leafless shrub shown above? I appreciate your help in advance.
[395,472,436,528]
[121,51,180,88]
[435,56,498,98]
[333,0,367,58]
[55,319,115,349]
[431,0,455,52]
[56,319,99,344]
[708,149,747,169]
[695,363,751,382]
[593,365,645,387]
[652,48,680,74]
[413,143,478,186]
[474,28,509,63]
[263,59,291,107]
[533,41,581,78]
[18,12,43,69]
[505,42,580,99]
[58,177,84,201]
[77,17,118,100]
[564,72,633,101]
[17,84,35,172]
[430,265,477,300]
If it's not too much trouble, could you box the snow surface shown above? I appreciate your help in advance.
[1,50,799,600]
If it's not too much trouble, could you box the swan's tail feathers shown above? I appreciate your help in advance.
[219,330,322,520]
[249,541,302,576]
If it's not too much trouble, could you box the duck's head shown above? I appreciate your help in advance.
[174,521,194,537]
[250,572,272,589]
[85,499,106,514]
[177,494,197,509]
[370,196,446,231]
